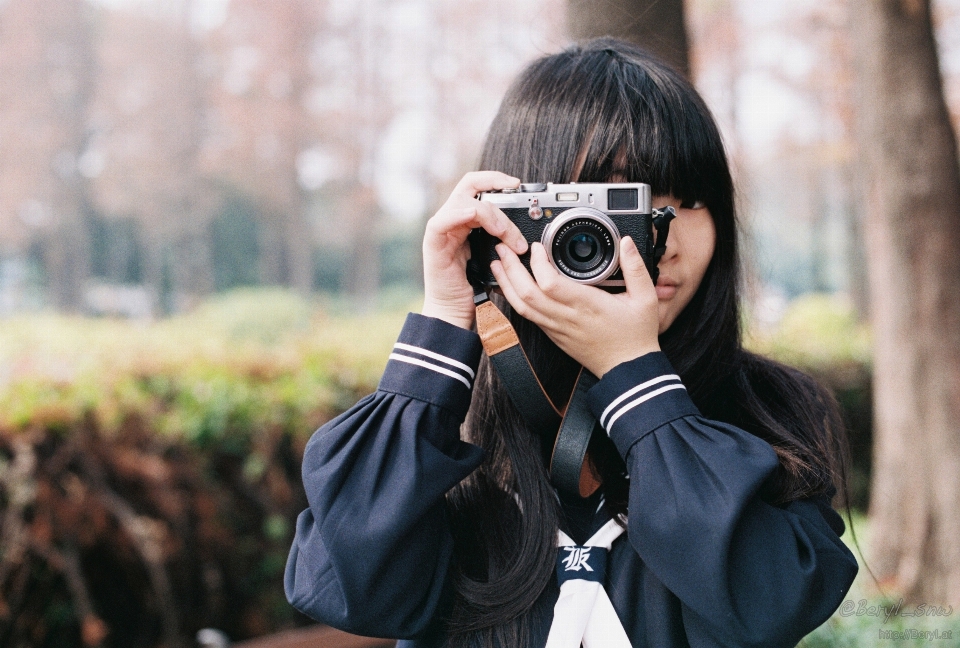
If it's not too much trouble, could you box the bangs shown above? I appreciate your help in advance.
[480,43,730,210]
[573,54,728,208]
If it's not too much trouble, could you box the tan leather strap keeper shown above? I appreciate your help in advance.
[476,300,521,356]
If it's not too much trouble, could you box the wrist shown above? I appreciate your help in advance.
[421,299,475,330]
[592,343,661,378]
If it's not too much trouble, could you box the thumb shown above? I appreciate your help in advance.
[620,236,655,296]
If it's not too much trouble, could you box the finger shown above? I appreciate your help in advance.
[427,203,528,255]
[476,200,528,254]
[528,242,577,300]
[493,244,556,320]
[491,258,546,325]
[620,236,656,297]
[452,171,521,200]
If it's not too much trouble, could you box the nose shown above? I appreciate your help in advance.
[656,216,679,263]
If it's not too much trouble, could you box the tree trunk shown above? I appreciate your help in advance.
[40,0,96,311]
[566,0,689,76]
[844,163,870,320]
[344,185,381,311]
[852,0,960,604]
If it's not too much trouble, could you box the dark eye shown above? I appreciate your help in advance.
[679,198,705,210]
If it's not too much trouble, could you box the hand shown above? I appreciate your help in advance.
[421,171,529,329]
[490,237,660,377]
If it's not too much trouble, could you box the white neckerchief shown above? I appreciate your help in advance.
[544,517,632,648]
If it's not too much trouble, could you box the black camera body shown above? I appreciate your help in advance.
[469,182,666,290]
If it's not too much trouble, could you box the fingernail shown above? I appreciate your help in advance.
[516,237,529,252]
[495,243,508,256]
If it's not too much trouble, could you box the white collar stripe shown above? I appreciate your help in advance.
[387,354,472,389]
[605,383,687,432]
[393,342,476,379]
[600,374,681,427]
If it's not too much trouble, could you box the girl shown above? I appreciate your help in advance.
[285,38,859,648]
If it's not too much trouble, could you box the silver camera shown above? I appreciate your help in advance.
[469,182,671,289]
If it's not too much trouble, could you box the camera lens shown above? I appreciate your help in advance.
[566,232,602,268]
[541,209,620,284]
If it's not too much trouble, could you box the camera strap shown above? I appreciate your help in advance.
[473,292,602,497]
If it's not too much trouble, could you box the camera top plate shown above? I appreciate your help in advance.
[480,182,652,214]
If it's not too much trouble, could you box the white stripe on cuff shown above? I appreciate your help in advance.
[599,374,682,428]
[388,353,472,389]
[604,383,687,432]
[393,342,476,379]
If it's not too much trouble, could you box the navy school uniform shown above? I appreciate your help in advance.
[285,313,858,647]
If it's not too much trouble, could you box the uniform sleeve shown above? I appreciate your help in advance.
[588,352,859,648]
[284,313,485,638]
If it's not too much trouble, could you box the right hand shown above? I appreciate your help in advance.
[421,171,529,329]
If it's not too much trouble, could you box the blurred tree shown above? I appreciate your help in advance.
[853,0,960,603]
[567,0,689,76]
[210,192,261,291]
[88,3,215,313]
[203,0,319,294]
[0,0,96,311]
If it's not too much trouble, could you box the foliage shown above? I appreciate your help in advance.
[0,289,409,647]
[746,293,871,374]
[0,288,408,440]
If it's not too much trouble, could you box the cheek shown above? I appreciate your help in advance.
[658,213,716,334]
[691,216,717,283]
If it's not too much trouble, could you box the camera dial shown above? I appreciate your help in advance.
[541,208,621,284]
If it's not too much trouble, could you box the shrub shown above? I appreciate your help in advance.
[0,290,408,647]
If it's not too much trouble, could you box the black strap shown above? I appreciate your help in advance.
[489,344,563,437]
[550,369,602,496]
[471,291,596,496]
[473,292,563,439]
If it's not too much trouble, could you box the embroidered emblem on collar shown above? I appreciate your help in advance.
[556,543,607,585]
[561,546,594,572]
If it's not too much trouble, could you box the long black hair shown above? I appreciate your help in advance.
[443,38,852,648]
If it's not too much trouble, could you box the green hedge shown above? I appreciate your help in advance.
[0,290,407,647]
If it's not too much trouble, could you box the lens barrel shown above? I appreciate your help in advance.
[541,209,621,284]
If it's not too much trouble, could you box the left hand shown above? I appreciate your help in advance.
[490,237,661,377]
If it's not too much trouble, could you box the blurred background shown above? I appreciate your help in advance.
[1,0,959,646]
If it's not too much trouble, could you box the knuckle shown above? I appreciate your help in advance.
[477,201,496,221]
[540,275,558,295]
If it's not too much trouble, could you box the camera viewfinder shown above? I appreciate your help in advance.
[607,188,638,211]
